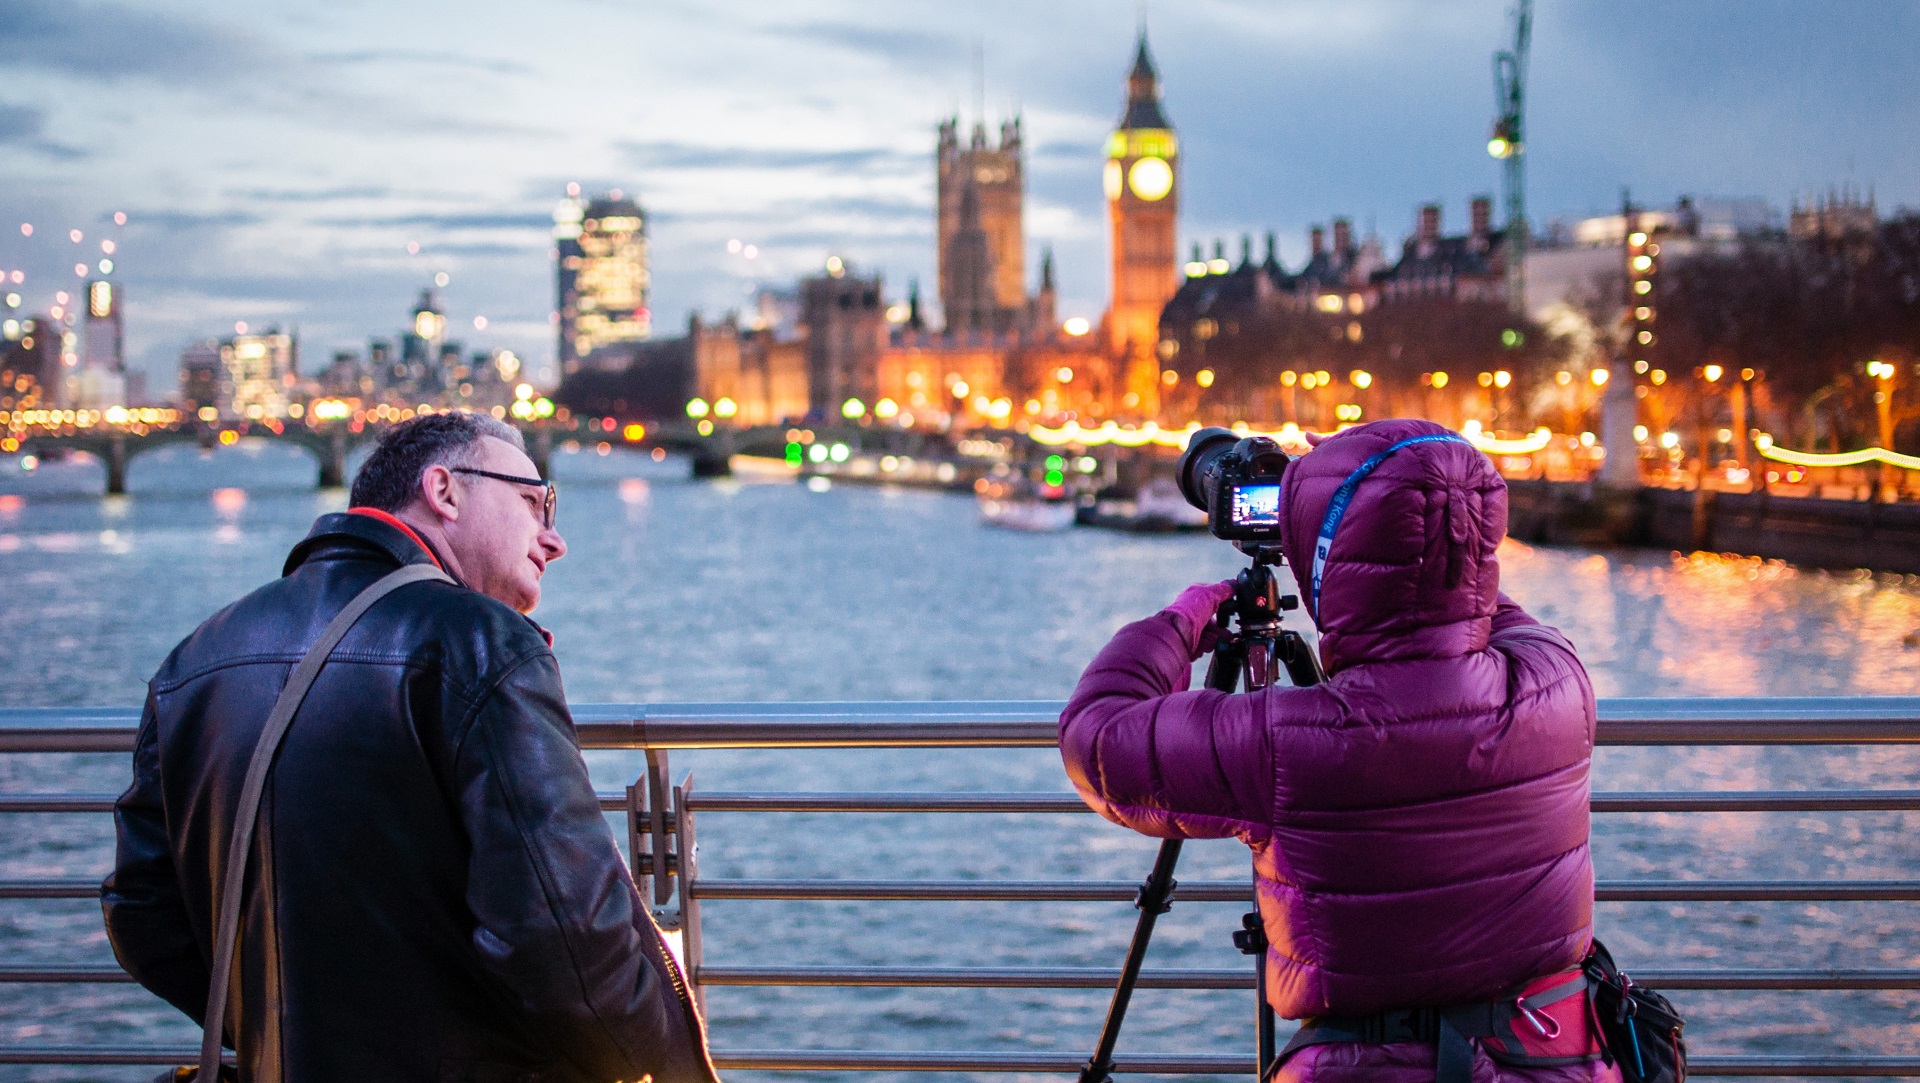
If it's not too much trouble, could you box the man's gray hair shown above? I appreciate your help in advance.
[348,411,527,513]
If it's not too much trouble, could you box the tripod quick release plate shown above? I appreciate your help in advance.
[1233,910,1268,955]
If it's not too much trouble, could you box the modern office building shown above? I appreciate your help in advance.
[68,279,128,410]
[177,341,226,415]
[220,328,295,416]
[0,317,60,415]
[556,191,651,372]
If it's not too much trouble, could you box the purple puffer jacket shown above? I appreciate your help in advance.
[1061,419,1617,1083]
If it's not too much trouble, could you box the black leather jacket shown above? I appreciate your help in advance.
[103,512,717,1083]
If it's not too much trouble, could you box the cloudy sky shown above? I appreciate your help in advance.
[2,0,1916,390]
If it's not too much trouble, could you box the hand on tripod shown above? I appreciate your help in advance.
[1163,580,1236,660]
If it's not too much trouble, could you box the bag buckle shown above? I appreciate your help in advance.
[1515,996,1562,1040]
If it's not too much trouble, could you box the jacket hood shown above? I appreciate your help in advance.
[1279,418,1507,674]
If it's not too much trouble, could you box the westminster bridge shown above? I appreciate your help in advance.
[4,412,808,494]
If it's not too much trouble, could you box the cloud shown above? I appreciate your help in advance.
[316,211,553,231]
[781,21,960,68]
[0,0,534,138]
[307,49,533,76]
[0,98,85,158]
[225,185,396,204]
[0,100,45,141]
[620,140,920,174]
[0,0,266,82]
[126,210,264,231]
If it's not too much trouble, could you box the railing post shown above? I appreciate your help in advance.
[626,749,680,900]
[675,772,705,1014]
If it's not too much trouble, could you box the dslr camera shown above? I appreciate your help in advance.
[1176,427,1294,543]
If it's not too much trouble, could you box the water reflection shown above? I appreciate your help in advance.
[1499,541,1920,697]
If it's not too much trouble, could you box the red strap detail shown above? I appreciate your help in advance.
[347,507,444,571]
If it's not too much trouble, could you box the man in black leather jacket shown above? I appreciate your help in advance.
[103,413,718,1083]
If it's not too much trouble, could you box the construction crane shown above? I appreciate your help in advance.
[1488,0,1532,317]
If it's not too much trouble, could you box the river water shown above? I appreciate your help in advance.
[1,441,1917,1080]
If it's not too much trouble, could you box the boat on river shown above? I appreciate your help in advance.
[976,475,1077,532]
[1078,477,1209,533]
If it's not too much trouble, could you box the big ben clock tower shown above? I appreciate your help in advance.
[1104,30,1178,417]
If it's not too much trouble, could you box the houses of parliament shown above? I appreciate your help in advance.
[641,27,1515,431]
[650,31,1182,429]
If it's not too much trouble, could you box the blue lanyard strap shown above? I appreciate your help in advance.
[1309,433,1473,619]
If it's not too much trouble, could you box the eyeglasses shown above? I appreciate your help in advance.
[451,467,557,529]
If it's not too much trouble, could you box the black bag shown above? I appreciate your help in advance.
[1583,939,1687,1083]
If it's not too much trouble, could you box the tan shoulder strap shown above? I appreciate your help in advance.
[197,563,453,1079]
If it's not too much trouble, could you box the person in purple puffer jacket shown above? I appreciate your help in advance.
[1060,418,1620,1083]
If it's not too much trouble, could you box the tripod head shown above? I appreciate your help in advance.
[1206,546,1322,694]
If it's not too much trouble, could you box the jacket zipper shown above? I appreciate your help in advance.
[636,902,722,1083]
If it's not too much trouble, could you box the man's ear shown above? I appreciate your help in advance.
[417,464,462,524]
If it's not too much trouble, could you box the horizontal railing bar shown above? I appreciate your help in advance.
[0,1045,1911,1074]
[689,878,1920,903]
[0,879,98,899]
[5,960,1910,992]
[10,788,1920,817]
[696,964,1920,991]
[701,966,1248,989]
[0,965,130,983]
[681,790,1920,814]
[690,791,1087,813]
[708,1051,1920,1076]
[11,876,1920,904]
[3,697,1918,752]
[0,794,118,813]
[0,1046,234,1066]
[711,1050,1250,1073]
[1591,790,1920,812]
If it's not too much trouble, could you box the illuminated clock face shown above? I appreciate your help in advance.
[1103,161,1123,202]
[1128,156,1173,201]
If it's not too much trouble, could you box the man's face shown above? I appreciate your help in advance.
[441,437,567,613]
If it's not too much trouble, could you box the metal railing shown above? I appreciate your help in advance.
[1,698,1918,1077]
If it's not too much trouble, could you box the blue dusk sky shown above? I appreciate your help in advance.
[1,0,1916,389]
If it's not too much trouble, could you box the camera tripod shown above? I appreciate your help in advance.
[1078,545,1324,1083]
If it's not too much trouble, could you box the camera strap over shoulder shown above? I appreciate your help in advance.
[193,563,453,1082]
[1309,433,1473,620]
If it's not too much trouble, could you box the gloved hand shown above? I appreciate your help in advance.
[1161,580,1236,660]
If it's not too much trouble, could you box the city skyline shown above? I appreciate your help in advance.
[2,0,1917,393]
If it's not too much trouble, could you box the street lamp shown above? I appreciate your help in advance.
[1869,359,1896,500]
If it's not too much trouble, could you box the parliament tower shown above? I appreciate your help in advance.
[1104,31,1178,416]
[937,115,1026,334]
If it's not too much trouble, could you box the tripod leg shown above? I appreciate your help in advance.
[1256,902,1276,1078]
[1235,880,1277,1081]
[1079,838,1182,1083]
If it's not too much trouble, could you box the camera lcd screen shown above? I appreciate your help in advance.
[1228,483,1282,527]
